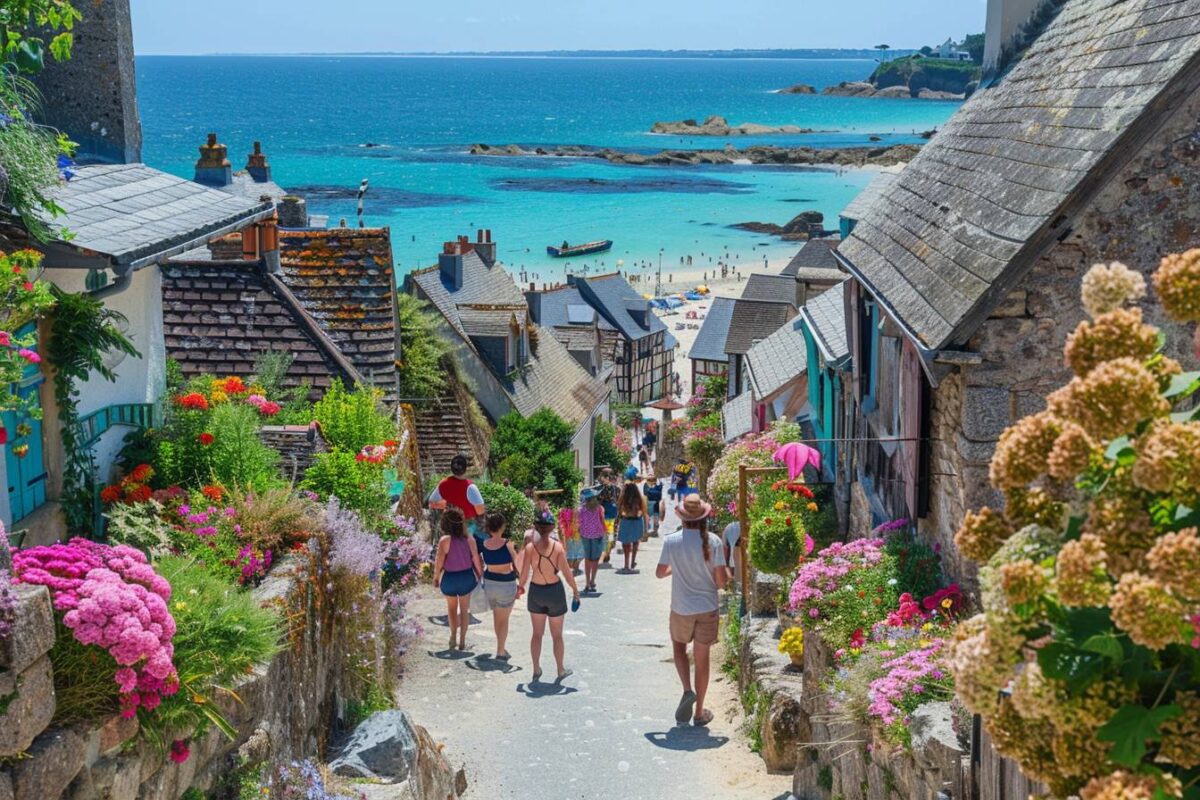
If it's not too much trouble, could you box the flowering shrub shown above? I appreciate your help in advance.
[273,760,365,800]
[12,539,178,719]
[788,539,899,648]
[779,626,805,657]
[945,255,1200,798]
[0,250,55,447]
[748,514,813,576]
[100,463,155,505]
[707,431,781,525]
[325,497,388,578]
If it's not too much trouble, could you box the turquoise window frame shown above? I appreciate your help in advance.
[3,322,47,523]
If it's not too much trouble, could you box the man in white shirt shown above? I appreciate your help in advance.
[656,493,728,727]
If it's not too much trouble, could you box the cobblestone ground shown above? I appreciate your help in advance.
[399,505,792,799]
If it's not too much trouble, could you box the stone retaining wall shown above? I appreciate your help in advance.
[0,549,355,800]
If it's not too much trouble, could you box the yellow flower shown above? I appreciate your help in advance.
[920,622,933,632]
[773,500,786,511]
[940,598,953,610]
[806,502,818,512]
[210,389,229,404]
[173,601,188,612]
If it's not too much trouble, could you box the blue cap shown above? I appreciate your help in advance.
[533,509,556,527]
[580,487,599,501]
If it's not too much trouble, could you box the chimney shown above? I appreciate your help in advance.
[439,241,465,291]
[195,133,232,187]
[278,195,308,228]
[246,141,272,182]
[983,0,1051,76]
[239,216,281,271]
[474,229,497,266]
[32,0,141,164]
[525,290,542,324]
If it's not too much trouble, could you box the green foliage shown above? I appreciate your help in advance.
[883,531,944,602]
[346,682,394,729]
[228,486,320,554]
[0,1,80,72]
[45,285,139,535]
[0,249,54,442]
[961,33,985,64]
[396,293,449,399]
[104,500,174,556]
[740,681,771,754]
[302,450,390,523]
[0,75,75,240]
[179,789,205,800]
[476,481,533,548]
[592,419,627,473]
[748,517,804,576]
[207,403,282,491]
[313,381,394,453]
[250,350,293,397]
[686,374,726,420]
[611,402,641,429]
[141,556,282,749]
[721,606,742,680]
[491,408,583,495]
[869,55,979,94]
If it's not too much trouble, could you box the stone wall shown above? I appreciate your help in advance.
[0,548,355,800]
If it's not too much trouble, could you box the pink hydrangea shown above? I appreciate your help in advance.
[13,538,177,714]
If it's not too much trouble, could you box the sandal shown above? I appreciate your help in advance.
[675,690,697,723]
[693,709,714,727]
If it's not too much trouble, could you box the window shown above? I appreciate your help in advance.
[859,298,878,408]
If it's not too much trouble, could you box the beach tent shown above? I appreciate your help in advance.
[685,291,703,301]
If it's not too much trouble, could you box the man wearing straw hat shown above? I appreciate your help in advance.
[656,493,728,727]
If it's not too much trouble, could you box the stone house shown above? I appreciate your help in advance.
[722,315,809,440]
[780,238,845,305]
[688,296,734,389]
[689,293,797,400]
[406,236,610,479]
[524,283,612,380]
[832,0,1200,583]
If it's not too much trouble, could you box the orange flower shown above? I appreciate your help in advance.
[100,485,122,503]
[221,376,247,395]
[125,485,153,504]
[176,393,209,411]
[129,463,154,483]
[201,485,224,502]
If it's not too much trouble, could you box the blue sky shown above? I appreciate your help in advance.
[129,0,987,54]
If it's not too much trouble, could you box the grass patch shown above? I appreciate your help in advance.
[721,603,742,681]
[818,765,834,792]
[740,681,772,754]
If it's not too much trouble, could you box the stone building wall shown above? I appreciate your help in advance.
[0,548,355,800]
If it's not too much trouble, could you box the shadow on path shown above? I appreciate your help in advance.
[465,656,521,674]
[643,726,730,752]
[516,681,579,698]
[426,649,474,661]
[427,613,485,627]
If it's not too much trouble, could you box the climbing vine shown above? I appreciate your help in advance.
[45,286,137,535]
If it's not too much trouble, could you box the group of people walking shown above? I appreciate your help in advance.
[427,451,729,727]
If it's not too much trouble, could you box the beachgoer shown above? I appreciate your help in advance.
[671,457,696,500]
[597,468,620,563]
[558,505,585,572]
[616,480,649,572]
[642,427,657,457]
[519,510,582,683]
[577,487,607,592]
[479,512,521,660]
[656,494,728,726]
[432,507,484,651]
[722,519,741,584]
[624,462,639,482]
[638,445,651,474]
[644,475,663,536]
[428,454,486,544]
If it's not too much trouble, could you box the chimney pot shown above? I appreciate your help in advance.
[246,140,272,182]
[279,195,308,228]
[195,132,233,187]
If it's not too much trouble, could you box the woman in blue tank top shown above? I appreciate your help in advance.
[479,512,521,660]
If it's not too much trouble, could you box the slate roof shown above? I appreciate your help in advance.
[802,280,851,365]
[409,251,608,428]
[160,260,359,399]
[722,391,754,441]
[689,296,736,362]
[746,318,808,399]
[459,306,520,338]
[278,228,399,395]
[47,164,274,270]
[782,238,843,276]
[740,273,796,304]
[837,0,1200,351]
[725,298,797,355]
[553,325,600,353]
[839,172,898,223]
[570,273,676,347]
[408,251,526,339]
[533,286,616,332]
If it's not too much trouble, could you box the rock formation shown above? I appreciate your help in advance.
[732,210,828,240]
[821,80,966,100]
[775,83,817,94]
[650,115,817,136]
[469,142,921,168]
[330,710,465,800]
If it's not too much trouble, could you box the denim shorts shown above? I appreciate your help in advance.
[581,536,606,561]
[440,568,477,597]
[617,517,645,544]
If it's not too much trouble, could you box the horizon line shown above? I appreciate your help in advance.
[134,46,921,59]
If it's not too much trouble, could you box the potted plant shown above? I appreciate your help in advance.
[778,626,805,668]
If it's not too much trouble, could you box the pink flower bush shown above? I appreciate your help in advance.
[245,393,281,417]
[788,538,898,647]
[12,539,178,715]
[866,640,951,729]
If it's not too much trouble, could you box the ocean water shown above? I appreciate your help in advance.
[136,56,959,281]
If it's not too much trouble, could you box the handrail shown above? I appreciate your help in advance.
[78,403,157,448]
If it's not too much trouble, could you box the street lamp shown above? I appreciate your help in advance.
[656,248,664,298]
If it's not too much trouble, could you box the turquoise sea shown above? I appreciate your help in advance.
[136,56,959,281]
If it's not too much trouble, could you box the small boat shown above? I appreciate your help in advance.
[546,239,613,258]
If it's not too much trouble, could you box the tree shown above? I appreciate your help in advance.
[919,45,933,56]
[0,0,80,73]
[491,408,582,495]
[396,293,449,399]
[962,32,985,64]
[875,44,891,61]
[593,419,627,474]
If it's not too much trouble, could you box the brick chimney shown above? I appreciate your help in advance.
[32,0,141,164]
[246,141,272,182]
[983,0,1051,76]
[194,133,232,187]
[278,196,308,228]
[439,241,466,291]
[240,215,282,271]
[474,229,497,266]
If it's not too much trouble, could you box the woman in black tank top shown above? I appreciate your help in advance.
[518,510,581,683]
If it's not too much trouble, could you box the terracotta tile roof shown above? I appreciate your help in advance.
[278,228,399,396]
[161,260,359,398]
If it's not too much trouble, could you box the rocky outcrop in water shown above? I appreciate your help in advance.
[733,210,828,240]
[468,142,921,168]
[821,80,966,100]
[650,115,818,136]
[775,83,817,94]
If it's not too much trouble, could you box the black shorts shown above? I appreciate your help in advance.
[527,581,568,617]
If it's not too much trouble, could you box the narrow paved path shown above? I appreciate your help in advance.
[399,511,792,799]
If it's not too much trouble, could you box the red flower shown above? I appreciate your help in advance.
[176,393,209,411]
[197,432,215,446]
[125,485,153,504]
[22,281,33,292]
[258,401,281,417]
[169,739,190,764]
[384,440,398,447]
[129,463,154,483]
[221,376,247,395]
[201,485,223,502]
[849,628,866,648]
[100,485,122,504]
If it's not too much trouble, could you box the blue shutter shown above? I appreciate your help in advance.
[4,322,46,522]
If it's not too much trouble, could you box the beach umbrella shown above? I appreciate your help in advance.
[773,442,821,480]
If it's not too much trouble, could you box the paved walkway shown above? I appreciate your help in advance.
[399,509,792,799]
